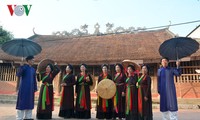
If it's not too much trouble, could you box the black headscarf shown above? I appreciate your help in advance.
[80,63,87,69]
[67,64,73,74]
[101,64,108,69]
[115,63,124,73]
[127,64,135,71]
[47,63,54,72]
[141,64,150,75]
[67,64,73,71]
[80,63,88,73]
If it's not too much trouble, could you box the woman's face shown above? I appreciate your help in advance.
[102,66,108,74]
[127,67,133,75]
[80,65,86,72]
[142,66,148,75]
[66,66,71,73]
[115,65,121,73]
[46,65,51,73]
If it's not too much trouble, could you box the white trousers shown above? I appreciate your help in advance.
[162,111,178,120]
[16,110,32,120]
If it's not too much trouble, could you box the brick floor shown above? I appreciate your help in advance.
[0,81,16,94]
[0,103,200,120]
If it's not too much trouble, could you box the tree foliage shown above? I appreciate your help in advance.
[0,26,14,44]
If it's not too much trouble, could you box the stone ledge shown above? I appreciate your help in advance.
[0,94,199,109]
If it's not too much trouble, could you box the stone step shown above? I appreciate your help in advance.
[0,95,199,109]
[0,94,97,107]
[0,94,17,100]
[152,98,200,104]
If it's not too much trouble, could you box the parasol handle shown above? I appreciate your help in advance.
[176,47,179,69]
[176,47,180,69]
[20,57,25,66]
[176,47,179,60]
[21,57,25,62]
[21,39,24,58]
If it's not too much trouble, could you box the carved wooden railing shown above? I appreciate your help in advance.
[0,66,18,81]
[175,74,200,83]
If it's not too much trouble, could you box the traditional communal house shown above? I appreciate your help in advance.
[0,28,200,99]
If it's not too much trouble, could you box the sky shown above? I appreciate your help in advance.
[0,0,200,38]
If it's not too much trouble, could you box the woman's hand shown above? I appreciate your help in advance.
[136,82,139,87]
[122,92,125,96]
[86,76,90,82]
[61,83,67,87]
[144,96,148,101]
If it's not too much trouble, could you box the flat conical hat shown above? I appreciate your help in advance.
[122,59,141,71]
[97,79,116,99]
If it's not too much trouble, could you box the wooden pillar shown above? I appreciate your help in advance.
[53,72,60,96]
[56,66,65,96]
[92,65,95,75]
[152,63,159,93]
[0,66,1,80]
[178,77,182,98]
[110,64,114,79]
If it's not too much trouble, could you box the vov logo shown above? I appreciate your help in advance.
[7,5,32,16]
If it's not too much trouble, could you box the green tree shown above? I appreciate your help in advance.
[0,26,14,44]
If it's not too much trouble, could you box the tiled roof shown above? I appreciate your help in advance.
[0,29,176,65]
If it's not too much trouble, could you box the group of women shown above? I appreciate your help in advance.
[36,62,152,120]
